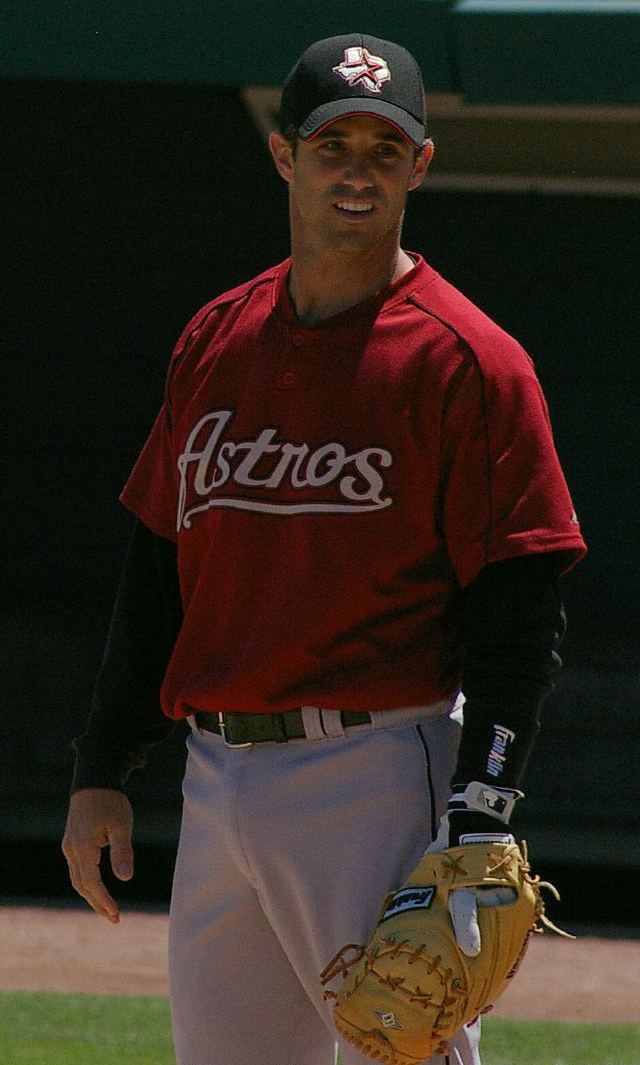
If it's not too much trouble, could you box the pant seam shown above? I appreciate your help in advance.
[416,723,438,841]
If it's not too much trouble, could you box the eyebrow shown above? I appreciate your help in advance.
[380,130,406,143]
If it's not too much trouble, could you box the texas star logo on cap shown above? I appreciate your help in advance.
[332,47,391,95]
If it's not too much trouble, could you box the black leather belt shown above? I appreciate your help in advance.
[193,709,371,746]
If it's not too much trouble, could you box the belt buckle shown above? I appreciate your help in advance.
[218,712,253,748]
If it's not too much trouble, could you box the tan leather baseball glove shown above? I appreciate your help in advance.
[321,841,568,1064]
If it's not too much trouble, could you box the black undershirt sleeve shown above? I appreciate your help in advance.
[453,552,567,795]
[71,518,182,793]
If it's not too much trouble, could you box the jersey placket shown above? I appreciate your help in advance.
[275,327,311,391]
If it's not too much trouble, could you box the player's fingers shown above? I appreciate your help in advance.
[75,858,121,923]
[448,885,517,957]
[475,886,517,908]
[63,839,120,922]
[108,827,134,881]
[448,888,481,957]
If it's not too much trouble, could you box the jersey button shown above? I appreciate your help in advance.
[291,331,305,347]
[279,371,295,387]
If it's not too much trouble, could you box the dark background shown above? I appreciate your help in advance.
[2,80,638,926]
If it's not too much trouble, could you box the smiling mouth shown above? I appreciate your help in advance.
[334,200,374,215]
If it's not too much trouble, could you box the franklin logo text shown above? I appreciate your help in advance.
[487,724,516,779]
[379,886,435,924]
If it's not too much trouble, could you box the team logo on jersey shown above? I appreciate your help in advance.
[333,47,391,94]
[378,886,435,924]
[176,409,394,530]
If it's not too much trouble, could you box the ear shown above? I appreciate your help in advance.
[408,139,435,192]
[269,131,295,184]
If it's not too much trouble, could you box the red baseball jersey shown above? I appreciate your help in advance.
[121,255,586,719]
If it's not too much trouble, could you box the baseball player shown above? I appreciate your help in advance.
[62,33,586,1065]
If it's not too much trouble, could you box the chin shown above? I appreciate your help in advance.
[325,227,381,252]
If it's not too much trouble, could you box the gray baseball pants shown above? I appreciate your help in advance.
[168,701,482,1065]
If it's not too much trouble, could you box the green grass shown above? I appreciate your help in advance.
[0,992,173,1065]
[478,1017,640,1065]
[0,992,638,1065]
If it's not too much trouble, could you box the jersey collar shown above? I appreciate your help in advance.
[272,253,432,331]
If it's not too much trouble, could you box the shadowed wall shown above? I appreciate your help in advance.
[1,81,638,881]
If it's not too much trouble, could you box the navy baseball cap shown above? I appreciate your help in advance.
[280,34,428,148]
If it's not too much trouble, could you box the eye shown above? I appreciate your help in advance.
[318,139,345,152]
[375,143,402,160]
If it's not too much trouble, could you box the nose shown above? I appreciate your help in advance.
[342,152,375,189]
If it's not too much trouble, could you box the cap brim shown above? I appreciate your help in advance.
[298,98,426,148]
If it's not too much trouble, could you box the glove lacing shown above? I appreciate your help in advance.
[321,938,465,1056]
[517,840,575,939]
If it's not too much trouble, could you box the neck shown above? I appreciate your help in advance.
[288,243,415,327]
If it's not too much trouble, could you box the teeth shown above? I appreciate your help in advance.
[336,201,373,212]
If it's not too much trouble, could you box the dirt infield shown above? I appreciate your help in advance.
[1,905,638,1025]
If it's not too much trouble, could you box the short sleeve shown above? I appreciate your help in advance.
[118,304,211,541]
[120,403,178,541]
[440,349,586,588]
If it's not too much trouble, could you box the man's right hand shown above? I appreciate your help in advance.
[62,788,134,923]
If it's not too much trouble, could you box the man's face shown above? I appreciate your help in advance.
[270,114,432,256]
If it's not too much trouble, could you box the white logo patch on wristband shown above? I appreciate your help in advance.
[450,782,523,823]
